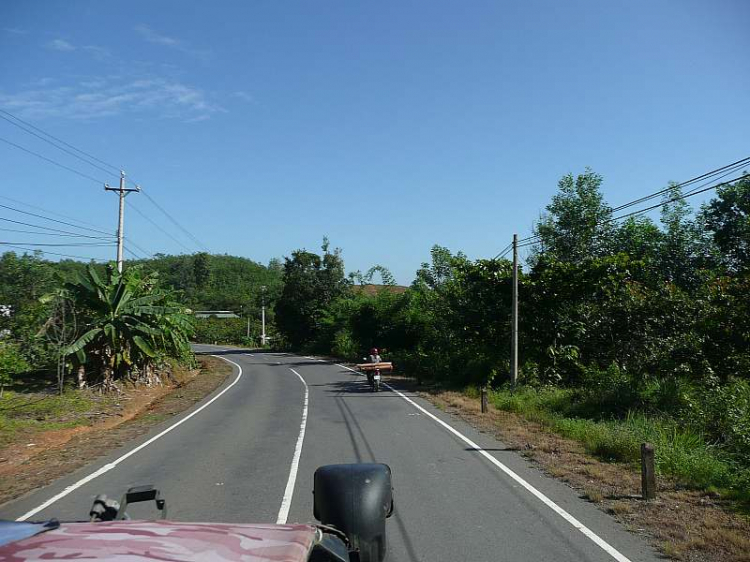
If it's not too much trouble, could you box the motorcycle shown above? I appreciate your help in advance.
[371,370,382,392]
[362,358,382,392]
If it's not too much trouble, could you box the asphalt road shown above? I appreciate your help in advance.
[0,345,661,562]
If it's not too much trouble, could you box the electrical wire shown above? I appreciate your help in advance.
[127,200,194,253]
[0,108,122,174]
[0,136,106,184]
[0,203,112,236]
[0,194,110,232]
[513,155,750,248]
[504,172,749,254]
[611,156,750,213]
[1,110,205,255]
[0,113,120,180]
[139,189,209,252]
[123,237,153,259]
[0,227,111,239]
[493,242,513,260]
[0,241,116,247]
[1,243,104,261]
[0,216,114,240]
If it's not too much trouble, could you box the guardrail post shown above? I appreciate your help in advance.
[481,388,488,413]
[641,443,656,500]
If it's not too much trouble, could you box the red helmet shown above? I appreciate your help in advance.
[370,347,379,355]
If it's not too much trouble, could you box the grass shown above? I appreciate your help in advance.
[483,386,750,499]
[0,389,101,447]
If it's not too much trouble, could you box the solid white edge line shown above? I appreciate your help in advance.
[334,364,632,562]
[16,354,244,522]
[276,368,309,524]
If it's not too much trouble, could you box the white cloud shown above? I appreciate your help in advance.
[81,45,111,60]
[134,24,179,47]
[233,91,255,103]
[45,39,110,59]
[0,76,225,122]
[134,24,210,60]
[48,39,75,51]
[4,28,27,35]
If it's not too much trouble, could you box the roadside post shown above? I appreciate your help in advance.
[641,443,656,500]
[481,388,488,413]
[511,233,519,388]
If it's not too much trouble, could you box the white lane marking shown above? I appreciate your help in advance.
[276,368,309,524]
[245,353,255,357]
[16,355,244,522]
[335,364,632,562]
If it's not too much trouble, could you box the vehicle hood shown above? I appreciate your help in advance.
[0,520,316,561]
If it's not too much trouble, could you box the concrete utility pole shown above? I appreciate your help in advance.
[104,171,139,272]
[511,233,519,387]
[260,285,267,346]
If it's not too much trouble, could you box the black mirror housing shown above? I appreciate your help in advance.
[313,463,393,562]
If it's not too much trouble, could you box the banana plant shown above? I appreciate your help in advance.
[62,264,193,388]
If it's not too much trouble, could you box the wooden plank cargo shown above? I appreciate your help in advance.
[355,362,393,372]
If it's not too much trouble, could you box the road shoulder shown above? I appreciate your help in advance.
[418,387,750,562]
[0,356,232,508]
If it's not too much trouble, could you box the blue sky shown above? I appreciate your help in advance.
[1,0,748,284]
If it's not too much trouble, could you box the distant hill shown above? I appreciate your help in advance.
[351,284,408,296]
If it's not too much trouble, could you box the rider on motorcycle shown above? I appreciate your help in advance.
[367,347,382,385]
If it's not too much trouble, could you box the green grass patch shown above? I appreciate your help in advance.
[483,386,750,496]
[0,390,100,447]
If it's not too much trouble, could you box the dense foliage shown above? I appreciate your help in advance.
[0,251,282,389]
[61,265,195,389]
[273,173,750,490]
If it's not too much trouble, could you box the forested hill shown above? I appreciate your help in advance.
[0,252,284,317]
[129,253,283,313]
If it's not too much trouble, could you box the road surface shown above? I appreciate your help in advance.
[0,345,660,562]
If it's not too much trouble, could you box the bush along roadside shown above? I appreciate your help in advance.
[473,380,750,504]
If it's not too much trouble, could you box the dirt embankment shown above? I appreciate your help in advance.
[0,356,233,507]
[418,389,750,562]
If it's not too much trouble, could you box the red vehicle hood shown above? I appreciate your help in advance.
[0,520,317,562]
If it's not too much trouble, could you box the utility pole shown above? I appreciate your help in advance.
[261,285,267,346]
[511,233,519,387]
[104,171,139,272]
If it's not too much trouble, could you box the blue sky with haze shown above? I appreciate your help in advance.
[1,0,748,283]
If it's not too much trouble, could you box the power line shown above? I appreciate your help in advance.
[0,203,112,236]
[0,108,122,174]
[139,189,209,252]
[0,194,109,232]
[1,111,207,256]
[0,241,116,247]
[123,245,147,260]
[1,243,104,261]
[0,216,113,240]
[0,227,111,239]
[127,199,194,253]
[514,156,750,248]
[0,113,121,180]
[611,156,750,213]
[123,237,153,260]
[0,136,106,184]
[610,174,746,224]
[493,242,513,260]
[509,172,749,253]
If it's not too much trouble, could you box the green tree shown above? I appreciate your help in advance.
[275,239,349,348]
[701,176,750,273]
[0,342,29,396]
[193,252,212,289]
[533,169,614,264]
[658,183,706,288]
